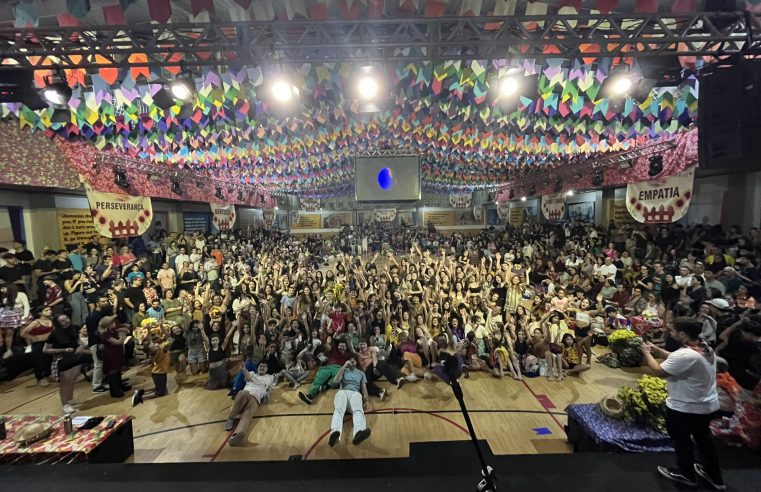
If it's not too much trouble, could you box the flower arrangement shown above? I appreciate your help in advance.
[133,317,159,345]
[617,374,668,433]
[608,329,638,345]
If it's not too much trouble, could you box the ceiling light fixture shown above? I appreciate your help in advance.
[168,77,195,102]
[271,78,299,103]
[114,168,130,190]
[498,76,520,98]
[592,169,605,187]
[648,155,664,177]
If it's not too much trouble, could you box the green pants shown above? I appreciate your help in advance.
[307,364,341,398]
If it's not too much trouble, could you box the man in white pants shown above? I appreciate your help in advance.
[328,359,371,446]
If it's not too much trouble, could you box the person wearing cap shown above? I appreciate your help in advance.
[641,317,724,490]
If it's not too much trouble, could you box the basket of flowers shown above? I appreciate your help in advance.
[617,374,668,433]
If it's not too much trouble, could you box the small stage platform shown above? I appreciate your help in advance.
[3,440,759,492]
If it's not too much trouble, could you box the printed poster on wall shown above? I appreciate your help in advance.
[322,212,352,228]
[85,186,153,238]
[290,213,321,229]
[57,209,99,247]
[626,166,695,224]
[424,211,454,226]
[210,204,236,231]
[183,212,211,233]
[541,193,567,221]
[610,200,636,225]
[473,205,483,223]
[496,203,510,220]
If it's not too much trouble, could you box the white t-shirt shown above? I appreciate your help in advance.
[660,347,719,414]
[243,373,274,403]
[598,263,617,280]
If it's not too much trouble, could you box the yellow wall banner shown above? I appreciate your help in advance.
[57,209,99,247]
[424,211,454,226]
[291,213,321,229]
[509,208,524,227]
[85,186,153,238]
[210,204,236,230]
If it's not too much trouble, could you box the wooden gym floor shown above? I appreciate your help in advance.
[0,350,643,463]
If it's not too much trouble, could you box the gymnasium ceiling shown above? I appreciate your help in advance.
[0,1,725,198]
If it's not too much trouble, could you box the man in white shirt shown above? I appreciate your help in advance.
[174,246,190,275]
[641,318,724,490]
[204,258,219,284]
[598,256,618,281]
[225,362,275,446]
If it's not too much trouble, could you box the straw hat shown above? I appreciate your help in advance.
[13,421,55,446]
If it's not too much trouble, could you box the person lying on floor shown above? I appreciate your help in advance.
[225,361,277,446]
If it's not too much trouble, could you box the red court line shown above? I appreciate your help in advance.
[520,380,565,431]
[301,406,470,461]
[208,430,235,462]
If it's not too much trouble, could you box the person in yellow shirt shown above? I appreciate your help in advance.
[131,328,171,406]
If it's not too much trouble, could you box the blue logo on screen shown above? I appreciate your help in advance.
[377,167,394,190]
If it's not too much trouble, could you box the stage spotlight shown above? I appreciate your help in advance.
[498,76,520,98]
[648,155,664,177]
[592,169,604,187]
[553,179,563,193]
[520,196,527,202]
[600,67,636,99]
[168,78,195,102]
[171,179,182,195]
[237,190,244,201]
[508,189,515,199]
[114,168,130,190]
[529,185,536,196]
[566,190,574,197]
[43,81,72,107]
[358,75,379,101]
[215,187,224,200]
[271,79,298,103]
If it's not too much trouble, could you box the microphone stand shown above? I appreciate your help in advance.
[449,376,498,492]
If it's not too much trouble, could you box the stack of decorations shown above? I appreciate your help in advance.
[617,374,668,433]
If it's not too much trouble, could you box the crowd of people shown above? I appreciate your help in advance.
[0,219,760,452]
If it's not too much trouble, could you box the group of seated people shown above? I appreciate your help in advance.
[1,219,760,447]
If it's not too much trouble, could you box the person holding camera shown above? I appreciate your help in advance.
[641,317,724,490]
[328,357,371,447]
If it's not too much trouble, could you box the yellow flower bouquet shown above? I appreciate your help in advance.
[134,317,159,345]
[617,374,668,433]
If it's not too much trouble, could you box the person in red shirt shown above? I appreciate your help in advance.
[299,338,353,405]
[328,304,349,335]
[42,277,65,318]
